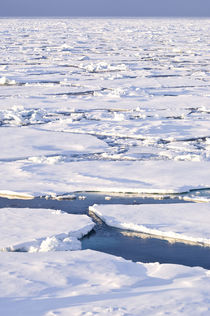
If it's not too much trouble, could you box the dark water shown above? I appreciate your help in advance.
[1,193,210,269]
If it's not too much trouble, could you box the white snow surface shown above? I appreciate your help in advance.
[90,203,210,245]
[0,160,209,197]
[1,19,210,315]
[0,126,108,160]
[0,250,210,316]
[0,18,210,197]
[0,208,94,252]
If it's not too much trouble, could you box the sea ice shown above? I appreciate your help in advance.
[0,18,210,315]
[1,16,210,201]
[0,208,94,252]
[0,126,108,160]
[0,76,16,85]
[90,203,210,245]
[0,250,210,315]
[0,160,209,197]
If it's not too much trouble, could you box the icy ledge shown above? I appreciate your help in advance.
[90,203,210,246]
[0,250,210,316]
[0,208,94,252]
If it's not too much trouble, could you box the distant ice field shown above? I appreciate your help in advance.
[0,18,210,197]
[1,18,210,316]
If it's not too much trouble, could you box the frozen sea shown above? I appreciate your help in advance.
[0,18,210,315]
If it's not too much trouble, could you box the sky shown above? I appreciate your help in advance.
[0,0,210,17]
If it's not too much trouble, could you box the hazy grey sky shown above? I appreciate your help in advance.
[1,0,210,17]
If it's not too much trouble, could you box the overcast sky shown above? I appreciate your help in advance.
[1,0,210,17]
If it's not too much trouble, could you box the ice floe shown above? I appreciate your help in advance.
[90,203,210,245]
[0,250,210,315]
[0,208,94,252]
[0,126,108,161]
[0,160,209,197]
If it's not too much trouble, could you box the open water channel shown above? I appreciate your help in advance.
[1,192,210,269]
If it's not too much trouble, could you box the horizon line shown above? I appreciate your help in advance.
[1,15,210,19]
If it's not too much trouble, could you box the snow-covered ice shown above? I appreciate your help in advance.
[0,250,210,316]
[0,18,210,200]
[0,126,108,160]
[0,18,210,173]
[1,18,210,315]
[0,160,210,197]
[90,203,210,245]
[0,208,94,252]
